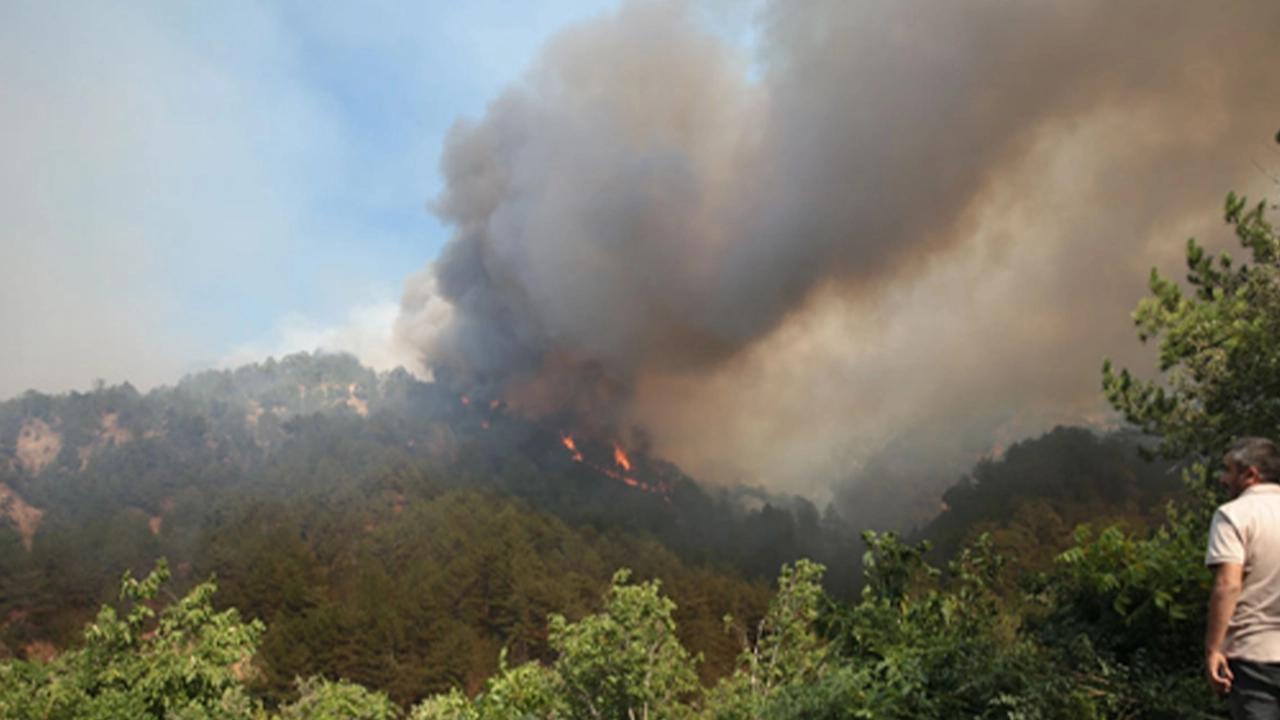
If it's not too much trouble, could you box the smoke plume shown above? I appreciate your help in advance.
[398,0,1280,499]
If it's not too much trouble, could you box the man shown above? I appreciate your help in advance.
[1206,437,1280,718]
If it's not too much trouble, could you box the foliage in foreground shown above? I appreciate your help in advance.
[0,560,264,719]
[1104,192,1280,464]
[0,534,1217,719]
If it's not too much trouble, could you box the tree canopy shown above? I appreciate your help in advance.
[1104,193,1280,464]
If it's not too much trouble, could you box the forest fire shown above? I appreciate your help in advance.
[557,432,671,501]
[452,384,668,500]
[560,433,584,463]
[613,442,632,472]
[601,464,669,500]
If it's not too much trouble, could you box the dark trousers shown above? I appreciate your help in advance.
[1230,659,1280,720]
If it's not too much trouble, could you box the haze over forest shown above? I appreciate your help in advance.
[5,0,1278,506]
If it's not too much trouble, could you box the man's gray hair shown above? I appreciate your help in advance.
[1224,437,1280,483]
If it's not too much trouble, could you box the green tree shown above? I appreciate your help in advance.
[277,676,399,720]
[0,560,263,720]
[410,569,699,720]
[409,654,566,720]
[1103,193,1280,465]
[550,569,699,720]
[1044,509,1213,716]
[704,559,831,719]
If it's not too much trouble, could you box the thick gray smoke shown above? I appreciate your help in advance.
[399,0,1280,499]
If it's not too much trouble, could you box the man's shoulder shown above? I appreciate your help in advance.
[1215,486,1280,544]
[1222,485,1280,515]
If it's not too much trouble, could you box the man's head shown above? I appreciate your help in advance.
[1220,437,1280,497]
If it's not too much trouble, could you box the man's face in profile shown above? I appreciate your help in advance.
[1220,461,1260,498]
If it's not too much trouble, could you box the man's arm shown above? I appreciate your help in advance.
[1206,561,1244,695]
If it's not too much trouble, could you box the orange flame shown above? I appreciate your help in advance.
[612,442,632,472]
[561,433,584,463]
[557,434,670,503]
[459,395,470,406]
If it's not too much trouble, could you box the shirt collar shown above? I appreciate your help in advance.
[1242,483,1280,496]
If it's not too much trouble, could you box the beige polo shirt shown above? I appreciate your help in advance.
[1206,483,1280,661]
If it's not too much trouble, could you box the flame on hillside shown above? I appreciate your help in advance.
[557,433,670,501]
[613,442,632,472]
[560,433,584,463]
[453,383,666,499]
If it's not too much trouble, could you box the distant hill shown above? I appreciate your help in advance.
[915,426,1182,573]
[0,351,862,580]
[0,353,1186,702]
[0,353,848,698]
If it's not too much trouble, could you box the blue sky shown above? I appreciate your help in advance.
[2,0,670,396]
[182,0,640,356]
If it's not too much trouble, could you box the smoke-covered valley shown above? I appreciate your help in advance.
[390,0,1279,505]
[3,0,1277,510]
[0,352,1181,678]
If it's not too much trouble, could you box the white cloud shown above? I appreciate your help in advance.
[220,299,424,375]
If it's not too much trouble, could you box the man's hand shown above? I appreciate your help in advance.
[1205,562,1243,696]
[1207,649,1234,695]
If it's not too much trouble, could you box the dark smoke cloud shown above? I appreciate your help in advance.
[399,0,1280,498]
